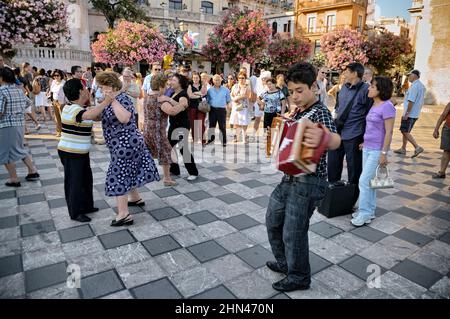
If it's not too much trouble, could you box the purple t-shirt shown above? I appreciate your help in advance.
[363,100,396,150]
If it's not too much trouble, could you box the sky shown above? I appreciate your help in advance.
[377,0,412,20]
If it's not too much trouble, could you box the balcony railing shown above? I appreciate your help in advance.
[14,46,92,62]
[302,24,355,34]
[299,0,367,10]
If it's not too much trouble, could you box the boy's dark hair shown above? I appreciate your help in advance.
[173,73,189,90]
[38,69,46,76]
[32,66,37,72]
[0,67,16,84]
[372,76,394,101]
[71,65,81,74]
[346,62,365,79]
[286,62,317,88]
[63,79,84,102]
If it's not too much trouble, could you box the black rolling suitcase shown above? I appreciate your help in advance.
[318,181,356,218]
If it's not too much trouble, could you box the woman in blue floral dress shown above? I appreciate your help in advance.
[96,72,160,227]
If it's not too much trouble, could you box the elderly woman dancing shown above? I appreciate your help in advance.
[95,71,160,226]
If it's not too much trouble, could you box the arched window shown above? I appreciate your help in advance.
[169,0,182,10]
[201,1,213,14]
[272,22,278,36]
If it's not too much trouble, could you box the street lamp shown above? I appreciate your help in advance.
[108,0,122,9]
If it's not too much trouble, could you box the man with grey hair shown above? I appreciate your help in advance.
[316,67,329,107]
[205,74,231,146]
[363,68,373,84]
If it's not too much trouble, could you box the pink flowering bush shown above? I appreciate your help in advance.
[91,20,175,66]
[0,0,70,57]
[320,28,368,70]
[202,8,271,66]
[363,31,412,75]
[268,35,311,70]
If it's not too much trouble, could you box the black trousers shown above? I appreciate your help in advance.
[168,125,199,176]
[58,150,94,220]
[327,135,364,206]
[208,107,227,145]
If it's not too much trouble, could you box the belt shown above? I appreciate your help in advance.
[282,174,313,183]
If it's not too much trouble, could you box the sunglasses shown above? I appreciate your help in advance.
[238,77,245,79]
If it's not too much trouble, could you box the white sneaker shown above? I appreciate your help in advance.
[352,212,376,220]
[187,175,198,181]
[351,215,372,227]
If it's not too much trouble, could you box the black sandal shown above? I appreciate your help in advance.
[128,199,145,207]
[25,172,40,181]
[432,172,446,179]
[5,181,21,187]
[111,214,134,227]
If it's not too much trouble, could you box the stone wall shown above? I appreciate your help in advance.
[414,0,450,105]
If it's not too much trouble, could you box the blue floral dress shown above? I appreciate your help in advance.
[102,92,160,196]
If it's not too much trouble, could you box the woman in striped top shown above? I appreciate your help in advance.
[57,79,110,223]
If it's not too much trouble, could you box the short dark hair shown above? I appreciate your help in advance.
[32,66,37,72]
[371,76,394,101]
[265,78,276,84]
[173,73,189,90]
[286,62,317,88]
[38,68,46,76]
[0,67,16,84]
[93,62,105,71]
[71,65,82,74]
[63,79,84,102]
[346,62,365,79]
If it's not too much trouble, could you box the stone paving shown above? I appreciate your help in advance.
[0,106,449,299]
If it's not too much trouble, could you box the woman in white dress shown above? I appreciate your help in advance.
[230,72,251,143]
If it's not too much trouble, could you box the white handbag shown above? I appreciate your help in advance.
[370,165,394,189]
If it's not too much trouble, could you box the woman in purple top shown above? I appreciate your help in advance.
[351,77,396,227]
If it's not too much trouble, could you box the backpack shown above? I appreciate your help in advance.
[32,78,41,95]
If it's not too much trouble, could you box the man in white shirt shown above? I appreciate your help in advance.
[316,67,328,107]
[141,62,162,96]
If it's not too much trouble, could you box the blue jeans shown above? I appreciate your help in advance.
[357,148,381,219]
[266,175,327,285]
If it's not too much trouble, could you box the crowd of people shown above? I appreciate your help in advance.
[0,54,449,293]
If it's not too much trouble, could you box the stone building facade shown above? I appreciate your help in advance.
[410,0,450,105]
[294,0,368,53]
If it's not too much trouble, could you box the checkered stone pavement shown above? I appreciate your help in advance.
[0,110,449,299]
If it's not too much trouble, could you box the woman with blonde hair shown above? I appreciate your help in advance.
[95,71,160,226]
[230,72,251,143]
